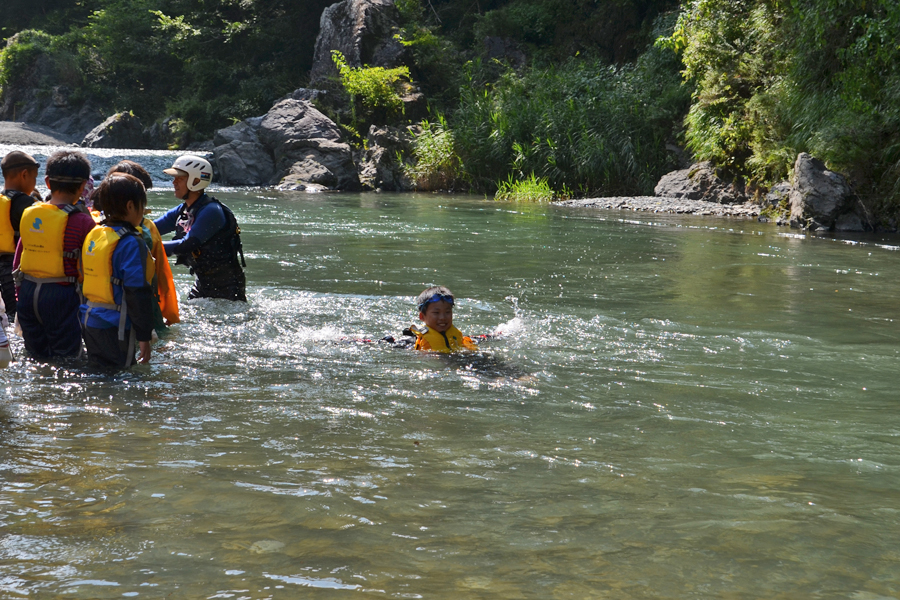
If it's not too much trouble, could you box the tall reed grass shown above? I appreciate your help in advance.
[452,43,690,196]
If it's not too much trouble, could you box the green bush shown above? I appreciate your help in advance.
[332,50,410,114]
[406,116,464,191]
[0,30,54,87]
[494,172,557,202]
[452,32,690,196]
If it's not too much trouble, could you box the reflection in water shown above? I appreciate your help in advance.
[1,188,900,597]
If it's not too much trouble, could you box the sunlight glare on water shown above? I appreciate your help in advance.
[1,187,900,598]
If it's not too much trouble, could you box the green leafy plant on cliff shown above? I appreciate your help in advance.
[331,50,410,114]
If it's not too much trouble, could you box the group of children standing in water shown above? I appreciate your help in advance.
[0,148,478,369]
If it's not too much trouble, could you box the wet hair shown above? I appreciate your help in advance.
[95,173,146,223]
[417,285,454,313]
[107,160,153,190]
[45,150,91,194]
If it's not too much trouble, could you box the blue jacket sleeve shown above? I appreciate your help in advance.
[160,202,226,258]
[153,205,182,236]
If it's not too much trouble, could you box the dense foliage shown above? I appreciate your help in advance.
[6,0,899,212]
[664,0,900,214]
[1,0,333,138]
[453,41,690,195]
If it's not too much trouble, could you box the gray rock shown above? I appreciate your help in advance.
[399,86,428,124]
[358,125,414,191]
[555,196,761,218]
[275,175,329,192]
[82,112,148,148]
[834,211,865,232]
[288,88,327,103]
[277,138,360,190]
[789,153,852,230]
[484,37,526,70]
[210,98,359,190]
[214,118,265,147]
[764,181,791,209]
[654,162,748,204]
[309,0,410,86]
[214,140,276,186]
[259,99,342,148]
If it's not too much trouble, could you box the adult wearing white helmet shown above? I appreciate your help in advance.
[153,155,246,302]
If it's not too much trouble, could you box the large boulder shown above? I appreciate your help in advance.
[358,125,414,191]
[654,162,749,204]
[789,153,855,230]
[211,97,359,190]
[82,112,148,148]
[213,119,276,186]
[309,0,410,86]
[258,99,343,147]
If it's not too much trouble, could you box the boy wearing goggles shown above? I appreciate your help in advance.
[410,285,477,352]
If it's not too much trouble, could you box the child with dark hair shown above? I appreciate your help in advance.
[80,173,155,367]
[13,150,95,358]
[409,285,478,352]
[106,160,180,331]
[0,151,40,319]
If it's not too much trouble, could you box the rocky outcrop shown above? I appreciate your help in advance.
[309,0,410,86]
[0,36,104,140]
[212,97,359,190]
[788,153,860,231]
[213,118,276,186]
[357,125,414,191]
[81,112,147,148]
[654,162,749,204]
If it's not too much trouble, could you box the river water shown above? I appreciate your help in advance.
[1,147,900,598]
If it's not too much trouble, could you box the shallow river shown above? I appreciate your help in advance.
[2,147,900,598]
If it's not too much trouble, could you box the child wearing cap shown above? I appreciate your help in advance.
[13,150,95,359]
[409,285,478,352]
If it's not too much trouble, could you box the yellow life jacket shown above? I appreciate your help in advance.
[82,225,153,340]
[18,203,80,282]
[411,324,477,353]
[0,195,15,254]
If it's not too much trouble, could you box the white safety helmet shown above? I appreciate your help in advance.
[163,155,213,191]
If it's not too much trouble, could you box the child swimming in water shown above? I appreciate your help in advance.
[409,285,478,353]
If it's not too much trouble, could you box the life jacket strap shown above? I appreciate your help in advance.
[84,300,129,342]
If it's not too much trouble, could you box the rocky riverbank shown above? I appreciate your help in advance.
[0,121,76,145]
[555,196,761,218]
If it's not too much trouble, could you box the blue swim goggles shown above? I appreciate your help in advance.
[418,293,454,313]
